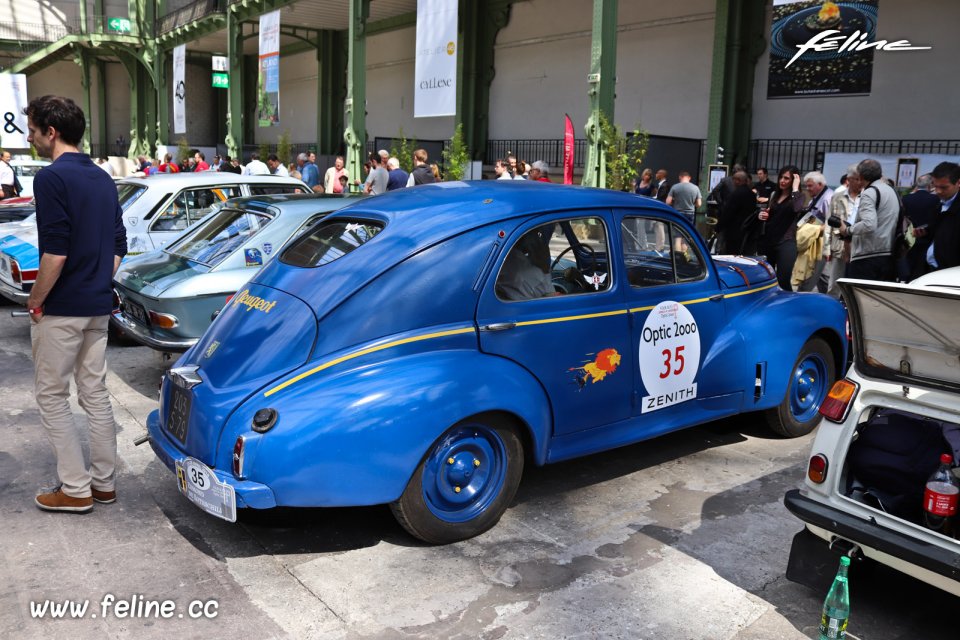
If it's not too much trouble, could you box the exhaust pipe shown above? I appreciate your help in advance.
[133,433,150,446]
[829,536,862,560]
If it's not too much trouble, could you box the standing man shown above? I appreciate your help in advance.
[266,153,288,176]
[386,157,409,191]
[753,167,776,204]
[193,151,210,171]
[243,152,268,175]
[925,162,960,273]
[363,152,389,194]
[902,173,940,279]
[24,95,127,513]
[323,156,348,193]
[407,148,436,186]
[797,171,833,291]
[297,152,320,191]
[1,150,21,198]
[665,171,702,225]
[652,169,670,202]
[839,159,898,281]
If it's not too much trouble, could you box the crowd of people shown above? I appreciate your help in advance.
[708,160,960,294]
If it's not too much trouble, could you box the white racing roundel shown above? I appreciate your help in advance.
[639,300,700,413]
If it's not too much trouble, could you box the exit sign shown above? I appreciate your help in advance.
[212,72,229,89]
[107,17,132,33]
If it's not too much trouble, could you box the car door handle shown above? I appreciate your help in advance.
[709,294,724,302]
[480,322,517,332]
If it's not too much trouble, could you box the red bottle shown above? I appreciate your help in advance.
[923,453,959,537]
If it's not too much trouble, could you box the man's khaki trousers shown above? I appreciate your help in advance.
[31,315,117,498]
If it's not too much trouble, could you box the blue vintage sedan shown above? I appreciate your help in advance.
[147,181,847,543]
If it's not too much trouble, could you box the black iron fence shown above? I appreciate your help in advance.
[157,0,226,36]
[485,139,589,169]
[747,139,960,175]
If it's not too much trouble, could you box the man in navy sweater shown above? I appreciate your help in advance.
[24,95,127,513]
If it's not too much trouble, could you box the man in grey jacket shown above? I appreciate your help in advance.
[839,159,898,281]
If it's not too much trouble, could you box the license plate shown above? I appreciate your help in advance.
[175,457,237,522]
[124,299,149,326]
[166,384,191,444]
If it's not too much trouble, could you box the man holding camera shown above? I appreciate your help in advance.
[796,172,833,292]
[838,159,898,281]
[822,166,862,296]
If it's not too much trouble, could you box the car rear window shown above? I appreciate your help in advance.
[169,207,273,266]
[281,219,383,267]
[250,185,308,195]
[117,183,147,212]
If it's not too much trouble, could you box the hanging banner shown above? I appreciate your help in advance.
[414,0,457,118]
[258,10,280,127]
[0,73,29,148]
[173,45,186,134]
[563,114,574,185]
[767,0,880,98]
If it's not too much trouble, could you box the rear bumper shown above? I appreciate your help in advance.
[111,310,197,352]
[146,409,276,509]
[0,278,28,304]
[784,489,960,586]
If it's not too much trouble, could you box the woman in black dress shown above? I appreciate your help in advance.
[757,166,804,290]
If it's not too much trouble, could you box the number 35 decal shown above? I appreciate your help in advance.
[659,345,685,378]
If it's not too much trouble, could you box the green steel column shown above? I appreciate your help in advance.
[95,59,108,152]
[455,0,476,152]
[155,49,169,149]
[225,9,244,159]
[117,52,140,159]
[77,50,93,154]
[94,0,104,33]
[703,0,766,186]
[582,0,617,188]
[78,0,88,34]
[317,30,347,155]
[344,0,370,187]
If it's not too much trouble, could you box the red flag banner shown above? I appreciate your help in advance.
[563,114,574,185]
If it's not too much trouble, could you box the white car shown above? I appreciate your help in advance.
[785,269,960,598]
[10,159,50,198]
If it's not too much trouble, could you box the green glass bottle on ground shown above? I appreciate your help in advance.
[818,555,850,640]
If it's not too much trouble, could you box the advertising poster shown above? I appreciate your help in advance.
[767,0,879,98]
[173,45,186,134]
[258,10,280,127]
[414,0,458,118]
[0,73,29,148]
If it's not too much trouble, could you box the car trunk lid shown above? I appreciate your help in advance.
[114,252,210,297]
[839,278,960,393]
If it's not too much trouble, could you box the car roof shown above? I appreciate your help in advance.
[226,192,363,213]
[117,173,309,189]
[332,180,680,238]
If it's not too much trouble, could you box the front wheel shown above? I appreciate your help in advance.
[390,416,523,544]
[765,337,835,438]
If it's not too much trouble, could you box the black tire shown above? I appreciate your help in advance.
[390,416,524,544]
[765,337,835,438]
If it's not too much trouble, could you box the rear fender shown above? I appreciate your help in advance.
[733,292,846,411]
[220,350,551,507]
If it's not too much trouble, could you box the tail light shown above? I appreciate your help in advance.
[808,454,829,484]
[819,379,859,422]
[232,436,246,478]
[112,288,121,311]
[10,259,21,285]
[148,310,179,329]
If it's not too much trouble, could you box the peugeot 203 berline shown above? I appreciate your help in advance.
[147,181,847,543]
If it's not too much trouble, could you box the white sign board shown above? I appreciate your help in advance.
[173,45,186,134]
[0,74,29,148]
[823,153,960,189]
[414,0,458,118]
[211,55,228,72]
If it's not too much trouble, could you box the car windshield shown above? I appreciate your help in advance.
[117,183,147,212]
[169,207,273,266]
[281,219,383,267]
[15,165,46,177]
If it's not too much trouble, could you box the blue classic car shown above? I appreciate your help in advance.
[147,181,847,543]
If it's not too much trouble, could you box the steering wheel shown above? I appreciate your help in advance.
[550,243,597,272]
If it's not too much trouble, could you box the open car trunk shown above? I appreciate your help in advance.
[837,278,960,538]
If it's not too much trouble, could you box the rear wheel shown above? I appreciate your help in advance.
[765,337,835,438]
[390,416,523,544]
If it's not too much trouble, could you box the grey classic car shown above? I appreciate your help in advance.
[111,193,358,352]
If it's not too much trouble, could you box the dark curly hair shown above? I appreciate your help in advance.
[23,95,86,146]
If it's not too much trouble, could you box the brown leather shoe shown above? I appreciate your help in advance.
[35,488,93,513]
[91,488,116,504]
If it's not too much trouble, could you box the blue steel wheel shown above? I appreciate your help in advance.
[391,416,524,544]
[765,337,835,438]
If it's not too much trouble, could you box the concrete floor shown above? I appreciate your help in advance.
[0,300,954,640]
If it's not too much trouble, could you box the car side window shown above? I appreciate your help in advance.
[495,217,610,302]
[152,187,240,232]
[621,218,706,287]
[250,185,306,195]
